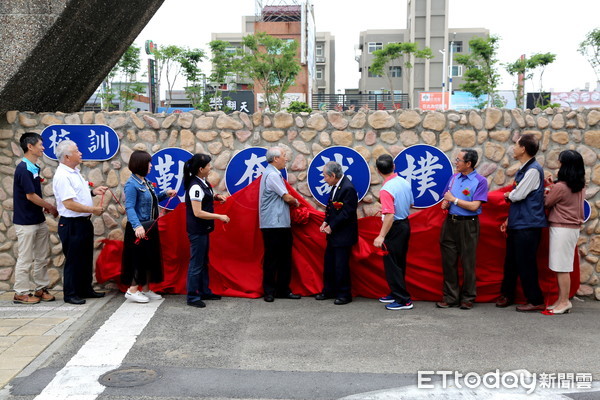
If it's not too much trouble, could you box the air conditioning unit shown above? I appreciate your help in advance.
[316,57,325,63]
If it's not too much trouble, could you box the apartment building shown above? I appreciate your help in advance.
[356,0,488,106]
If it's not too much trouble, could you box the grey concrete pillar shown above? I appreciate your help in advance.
[0,0,165,114]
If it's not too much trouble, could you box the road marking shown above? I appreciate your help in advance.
[33,299,162,400]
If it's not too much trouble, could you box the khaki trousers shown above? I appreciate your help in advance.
[14,223,50,294]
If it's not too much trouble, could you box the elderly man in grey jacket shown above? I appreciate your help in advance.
[259,146,302,303]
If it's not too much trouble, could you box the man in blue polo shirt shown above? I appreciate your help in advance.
[436,149,488,310]
[13,132,58,304]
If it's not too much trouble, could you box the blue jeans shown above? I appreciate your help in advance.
[187,233,213,303]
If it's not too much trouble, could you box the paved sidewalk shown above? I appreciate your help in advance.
[0,290,112,389]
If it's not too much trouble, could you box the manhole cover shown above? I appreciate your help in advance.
[99,367,159,387]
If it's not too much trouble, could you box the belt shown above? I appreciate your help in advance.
[60,215,92,220]
[448,214,478,221]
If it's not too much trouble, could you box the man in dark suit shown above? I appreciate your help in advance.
[316,161,358,305]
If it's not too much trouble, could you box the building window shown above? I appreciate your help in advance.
[225,47,238,54]
[316,43,324,57]
[368,42,383,54]
[449,65,463,77]
[389,66,402,77]
[316,68,323,81]
[450,41,463,53]
[368,69,382,78]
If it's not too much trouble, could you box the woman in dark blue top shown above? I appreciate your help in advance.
[183,153,229,308]
[122,150,176,303]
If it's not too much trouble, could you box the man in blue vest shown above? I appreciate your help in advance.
[259,146,301,302]
[497,134,547,312]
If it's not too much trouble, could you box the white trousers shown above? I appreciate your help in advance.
[14,223,50,294]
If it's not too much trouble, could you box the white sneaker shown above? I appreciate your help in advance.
[142,290,162,300]
[125,291,149,303]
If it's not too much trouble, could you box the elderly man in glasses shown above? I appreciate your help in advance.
[436,149,488,310]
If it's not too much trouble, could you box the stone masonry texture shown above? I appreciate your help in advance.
[0,108,599,299]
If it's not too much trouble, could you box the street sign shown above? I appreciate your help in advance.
[225,147,288,195]
[394,144,453,208]
[41,125,120,161]
[307,146,370,207]
[146,148,193,210]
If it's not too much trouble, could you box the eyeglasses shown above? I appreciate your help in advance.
[455,158,465,163]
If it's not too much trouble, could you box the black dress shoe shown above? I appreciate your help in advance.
[64,297,86,305]
[315,293,332,301]
[285,293,301,300]
[334,297,352,305]
[264,294,274,302]
[201,294,222,300]
[80,291,105,299]
[187,299,206,308]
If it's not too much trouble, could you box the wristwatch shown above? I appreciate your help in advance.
[453,198,459,206]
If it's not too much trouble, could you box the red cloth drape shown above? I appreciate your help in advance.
[96,180,579,304]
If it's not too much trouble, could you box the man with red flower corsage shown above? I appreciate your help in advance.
[316,161,358,305]
[12,133,59,304]
[437,149,488,310]
[52,140,108,305]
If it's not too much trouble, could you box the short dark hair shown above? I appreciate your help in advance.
[461,149,478,169]
[518,134,539,157]
[128,150,152,177]
[19,132,42,154]
[376,154,394,175]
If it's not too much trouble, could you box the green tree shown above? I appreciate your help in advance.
[506,53,556,109]
[455,35,503,108]
[154,45,184,112]
[369,42,433,108]
[178,48,206,109]
[240,32,301,112]
[578,28,600,85]
[199,40,241,112]
[98,65,118,111]
[117,45,145,111]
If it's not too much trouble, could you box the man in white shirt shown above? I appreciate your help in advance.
[52,140,107,305]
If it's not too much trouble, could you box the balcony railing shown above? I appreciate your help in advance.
[312,93,409,111]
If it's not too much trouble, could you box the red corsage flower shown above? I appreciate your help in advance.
[462,188,471,196]
[151,182,157,188]
[332,201,343,210]
[88,181,94,188]
[39,177,45,183]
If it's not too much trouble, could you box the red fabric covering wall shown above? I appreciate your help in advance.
[96,180,579,305]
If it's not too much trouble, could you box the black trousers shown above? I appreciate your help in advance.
[322,244,352,299]
[501,228,544,305]
[439,216,480,304]
[58,216,94,300]
[383,219,411,303]
[261,228,293,297]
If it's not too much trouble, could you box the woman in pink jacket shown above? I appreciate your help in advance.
[543,150,585,315]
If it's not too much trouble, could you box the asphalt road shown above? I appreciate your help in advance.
[4,294,600,399]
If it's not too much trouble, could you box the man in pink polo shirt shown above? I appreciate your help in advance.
[373,154,415,311]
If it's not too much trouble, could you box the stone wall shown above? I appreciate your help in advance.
[1,108,599,299]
